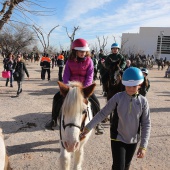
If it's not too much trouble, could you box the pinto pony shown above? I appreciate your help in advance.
[0,128,11,170]
[58,81,95,170]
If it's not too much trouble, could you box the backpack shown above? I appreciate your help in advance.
[57,59,64,66]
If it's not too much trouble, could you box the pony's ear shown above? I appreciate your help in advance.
[58,81,69,97]
[82,83,96,98]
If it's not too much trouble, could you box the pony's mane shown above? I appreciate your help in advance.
[62,81,84,118]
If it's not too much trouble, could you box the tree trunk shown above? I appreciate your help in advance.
[0,0,24,30]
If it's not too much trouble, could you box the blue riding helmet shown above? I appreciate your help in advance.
[111,43,120,49]
[141,68,149,75]
[122,67,144,86]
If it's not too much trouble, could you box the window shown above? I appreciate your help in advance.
[157,36,170,54]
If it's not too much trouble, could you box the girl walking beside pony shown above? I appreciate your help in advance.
[80,67,151,170]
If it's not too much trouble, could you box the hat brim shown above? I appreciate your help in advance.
[122,79,144,86]
[74,47,90,51]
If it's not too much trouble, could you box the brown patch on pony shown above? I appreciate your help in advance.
[83,98,88,105]
[58,81,69,97]
[82,83,96,98]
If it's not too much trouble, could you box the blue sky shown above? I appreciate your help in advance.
[7,0,170,51]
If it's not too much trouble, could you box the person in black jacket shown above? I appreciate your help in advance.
[14,55,29,96]
[3,53,14,87]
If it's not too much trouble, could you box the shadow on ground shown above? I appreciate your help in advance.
[1,112,55,134]
[7,140,60,156]
[150,107,170,113]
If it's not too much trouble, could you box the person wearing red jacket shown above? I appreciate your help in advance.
[40,53,51,81]
[57,51,65,81]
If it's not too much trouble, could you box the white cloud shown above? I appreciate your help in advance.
[64,0,112,21]
[27,0,170,51]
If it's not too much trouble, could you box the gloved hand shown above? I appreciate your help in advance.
[79,127,90,141]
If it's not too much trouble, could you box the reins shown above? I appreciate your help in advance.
[59,106,90,149]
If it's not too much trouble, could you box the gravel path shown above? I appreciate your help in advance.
[0,60,170,170]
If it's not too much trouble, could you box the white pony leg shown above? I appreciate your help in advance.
[73,147,84,170]
[0,129,6,170]
[59,147,71,170]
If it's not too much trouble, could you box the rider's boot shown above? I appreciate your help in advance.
[103,92,107,97]
[95,123,104,134]
[45,119,57,130]
[102,116,109,123]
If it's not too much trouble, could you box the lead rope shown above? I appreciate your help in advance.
[59,115,65,149]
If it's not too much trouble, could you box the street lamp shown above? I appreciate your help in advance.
[159,31,164,59]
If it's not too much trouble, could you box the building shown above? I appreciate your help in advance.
[121,27,170,61]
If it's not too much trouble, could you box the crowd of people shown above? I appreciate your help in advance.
[4,37,170,169]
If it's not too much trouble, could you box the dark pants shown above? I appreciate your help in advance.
[93,68,98,81]
[6,70,13,85]
[51,91,100,122]
[111,140,137,170]
[17,81,22,93]
[41,68,50,80]
[58,67,63,81]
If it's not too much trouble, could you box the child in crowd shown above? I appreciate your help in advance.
[164,63,170,78]
[139,68,150,96]
[80,67,151,170]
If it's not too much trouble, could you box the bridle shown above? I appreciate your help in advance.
[59,106,90,149]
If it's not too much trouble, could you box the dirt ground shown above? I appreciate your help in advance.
[0,59,170,170]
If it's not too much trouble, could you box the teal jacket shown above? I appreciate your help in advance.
[105,53,126,70]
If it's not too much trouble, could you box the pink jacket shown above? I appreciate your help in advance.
[63,57,94,87]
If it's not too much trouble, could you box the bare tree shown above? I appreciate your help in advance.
[32,25,59,53]
[59,43,64,52]
[0,0,24,30]
[112,35,116,43]
[64,26,80,50]
[119,36,129,54]
[89,42,98,54]
[0,24,35,55]
[0,0,56,30]
[96,35,108,51]
[48,45,58,55]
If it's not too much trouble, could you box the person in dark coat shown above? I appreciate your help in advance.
[3,53,15,87]
[14,55,29,96]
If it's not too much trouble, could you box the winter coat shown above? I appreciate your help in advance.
[104,53,126,82]
[57,55,64,67]
[40,57,51,69]
[3,58,14,71]
[139,77,150,96]
[63,57,93,87]
[14,61,29,81]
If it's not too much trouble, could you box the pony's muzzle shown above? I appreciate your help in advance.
[64,141,79,152]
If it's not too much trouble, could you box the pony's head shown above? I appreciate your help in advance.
[58,81,95,152]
